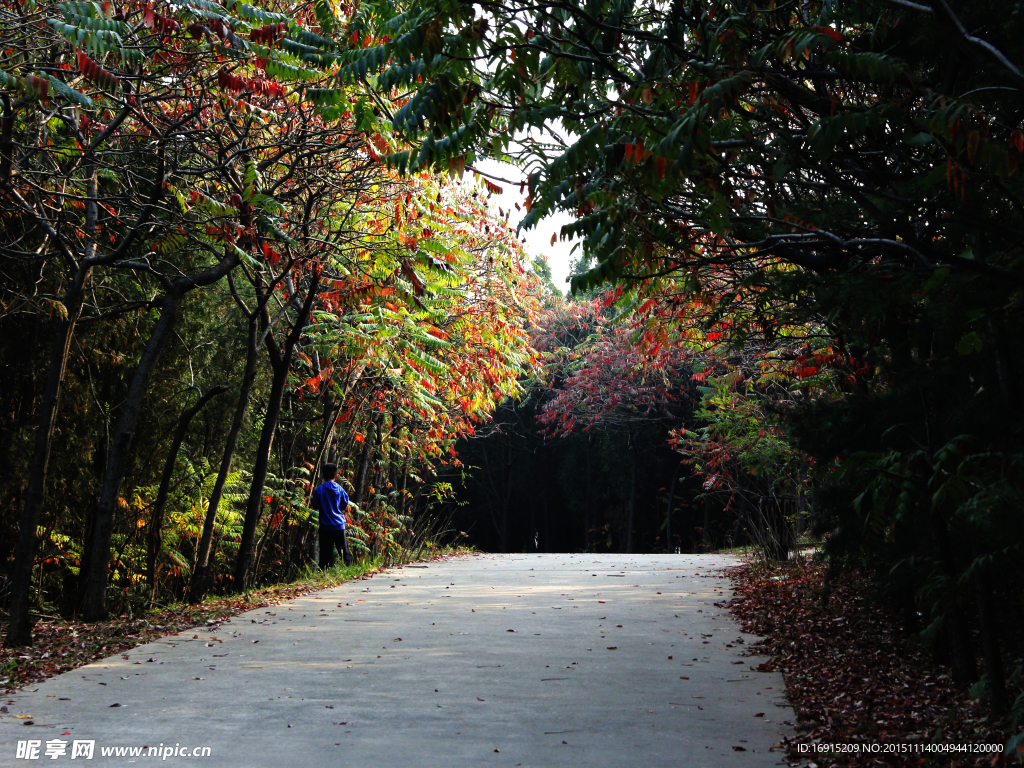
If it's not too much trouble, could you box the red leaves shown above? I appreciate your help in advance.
[77,51,119,91]
[261,243,281,265]
[687,80,699,105]
[250,22,288,46]
[946,157,968,197]
[217,68,247,93]
[142,5,181,36]
[24,75,49,99]
[216,68,286,99]
[728,561,1004,765]
[400,259,426,295]
[812,25,844,44]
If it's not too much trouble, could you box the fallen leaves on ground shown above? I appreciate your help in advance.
[727,558,1012,767]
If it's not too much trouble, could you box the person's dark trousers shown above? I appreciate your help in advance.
[319,527,352,569]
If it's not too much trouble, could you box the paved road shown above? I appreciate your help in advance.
[1,554,793,767]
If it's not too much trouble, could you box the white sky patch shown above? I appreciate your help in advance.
[470,156,579,291]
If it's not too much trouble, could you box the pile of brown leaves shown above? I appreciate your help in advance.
[727,558,1011,767]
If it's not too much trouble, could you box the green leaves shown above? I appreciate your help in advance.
[49,10,142,65]
[223,0,289,25]
[956,332,984,355]
[46,74,94,108]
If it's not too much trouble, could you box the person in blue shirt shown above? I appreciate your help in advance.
[310,463,353,569]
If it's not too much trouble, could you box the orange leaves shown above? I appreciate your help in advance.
[687,80,699,105]
[966,130,981,164]
[304,366,332,394]
[77,51,119,91]
[447,155,466,180]
[397,232,418,251]
[623,141,669,179]
[811,25,844,44]
[482,178,504,195]
[623,140,649,165]
[946,157,968,197]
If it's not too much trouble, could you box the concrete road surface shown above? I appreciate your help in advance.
[1,554,794,767]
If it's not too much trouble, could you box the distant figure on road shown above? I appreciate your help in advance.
[311,463,352,569]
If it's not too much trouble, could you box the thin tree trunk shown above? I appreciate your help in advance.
[988,318,1019,411]
[666,461,684,554]
[584,437,594,551]
[974,552,1008,714]
[188,320,259,603]
[78,256,238,621]
[397,460,410,519]
[233,358,289,589]
[353,420,376,505]
[703,497,711,550]
[146,384,226,602]
[233,274,319,589]
[501,441,513,552]
[291,390,338,568]
[78,289,186,620]
[5,267,91,646]
[626,430,638,554]
[932,517,977,686]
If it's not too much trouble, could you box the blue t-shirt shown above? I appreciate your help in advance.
[310,480,349,530]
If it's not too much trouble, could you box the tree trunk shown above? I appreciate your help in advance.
[584,437,594,551]
[626,431,638,554]
[932,517,977,685]
[5,267,91,646]
[78,289,187,620]
[666,461,684,554]
[703,497,711,550]
[974,553,1008,715]
[233,274,319,589]
[501,441,512,552]
[78,256,238,621]
[146,384,226,602]
[353,420,376,505]
[233,357,289,590]
[188,320,259,603]
[292,390,339,569]
[397,460,410,518]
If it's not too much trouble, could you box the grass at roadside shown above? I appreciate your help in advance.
[0,549,469,694]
